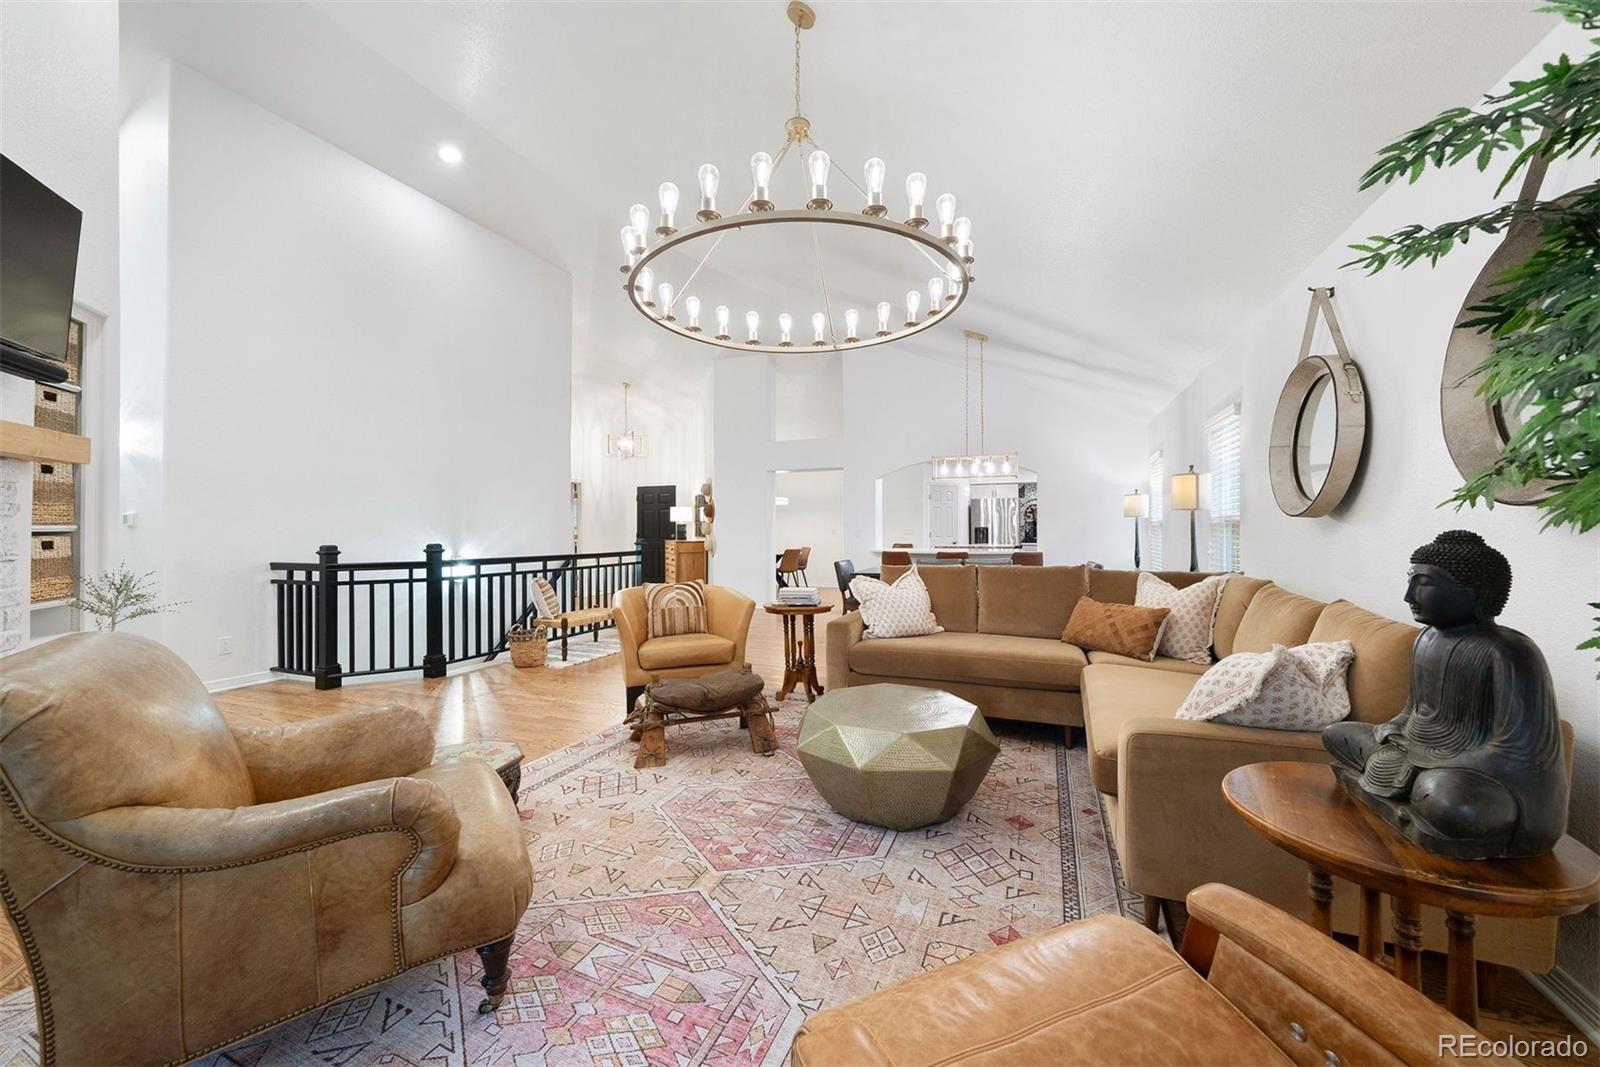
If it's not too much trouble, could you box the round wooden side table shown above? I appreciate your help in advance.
[763,602,833,703]
[1223,761,1600,1027]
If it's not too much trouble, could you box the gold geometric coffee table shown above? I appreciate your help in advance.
[797,683,999,831]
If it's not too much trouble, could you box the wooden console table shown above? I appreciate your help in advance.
[1223,761,1600,1026]
[763,602,832,703]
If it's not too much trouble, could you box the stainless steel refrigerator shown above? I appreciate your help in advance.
[969,496,1021,547]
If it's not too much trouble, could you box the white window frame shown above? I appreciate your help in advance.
[1146,449,1165,570]
[1205,403,1242,572]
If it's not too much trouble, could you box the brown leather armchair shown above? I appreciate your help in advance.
[794,883,1513,1066]
[0,633,533,1066]
[614,584,755,714]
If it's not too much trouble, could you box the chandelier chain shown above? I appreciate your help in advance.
[963,333,971,456]
[794,22,803,117]
[979,335,986,452]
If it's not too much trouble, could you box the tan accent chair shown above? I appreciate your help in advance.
[792,883,1512,1067]
[0,633,533,1067]
[614,584,756,715]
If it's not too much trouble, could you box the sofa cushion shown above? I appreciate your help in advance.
[880,563,978,632]
[850,632,1088,690]
[1212,576,1272,658]
[1136,573,1228,664]
[1080,664,1199,795]
[637,633,736,670]
[1063,598,1171,661]
[1231,584,1326,654]
[978,564,1090,639]
[1089,569,1216,606]
[1308,600,1417,724]
[852,569,944,639]
[1176,642,1356,731]
[1086,650,1209,676]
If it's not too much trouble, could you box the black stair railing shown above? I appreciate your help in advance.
[270,544,642,689]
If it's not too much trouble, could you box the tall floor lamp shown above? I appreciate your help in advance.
[1123,490,1148,568]
[1172,465,1201,571]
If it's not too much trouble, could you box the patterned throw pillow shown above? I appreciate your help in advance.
[1135,573,1229,664]
[1176,641,1356,731]
[644,580,708,639]
[1061,597,1171,661]
[848,568,944,640]
[531,577,563,618]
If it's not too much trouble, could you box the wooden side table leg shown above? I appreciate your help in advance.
[1446,910,1479,1027]
[776,616,799,701]
[1358,887,1382,961]
[802,616,823,701]
[1392,897,1424,990]
[1307,867,1334,936]
[1477,961,1501,1012]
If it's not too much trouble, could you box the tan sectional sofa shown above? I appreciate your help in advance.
[825,564,1568,974]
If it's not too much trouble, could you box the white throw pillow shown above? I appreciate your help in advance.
[849,567,944,639]
[1134,573,1228,664]
[1176,640,1356,731]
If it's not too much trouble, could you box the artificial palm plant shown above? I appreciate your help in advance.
[1347,0,1600,654]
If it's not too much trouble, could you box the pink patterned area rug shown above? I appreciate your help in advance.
[0,694,1138,1066]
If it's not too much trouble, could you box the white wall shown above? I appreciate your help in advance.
[714,338,1147,604]
[1156,22,1600,1006]
[121,63,572,685]
[0,0,122,651]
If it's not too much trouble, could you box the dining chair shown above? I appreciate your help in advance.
[881,550,912,566]
[834,560,860,611]
[775,548,803,592]
[797,546,812,585]
[935,550,969,562]
[892,542,914,549]
[1011,551,1044,566]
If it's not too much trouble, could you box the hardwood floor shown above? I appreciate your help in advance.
[0,589,1591,1065]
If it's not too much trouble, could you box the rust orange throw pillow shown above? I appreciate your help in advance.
[1062,597,1172,661]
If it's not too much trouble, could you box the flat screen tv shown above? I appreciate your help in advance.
[1,155,82,380]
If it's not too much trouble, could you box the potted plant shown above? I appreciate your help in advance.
[70,563,186,631]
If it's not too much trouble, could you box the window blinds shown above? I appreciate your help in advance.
[1206,405,1241,570]
[1147,449,1165,569]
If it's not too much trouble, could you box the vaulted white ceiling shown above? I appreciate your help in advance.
[124,1,1556,409]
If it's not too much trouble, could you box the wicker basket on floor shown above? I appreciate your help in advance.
[507,623,548,668]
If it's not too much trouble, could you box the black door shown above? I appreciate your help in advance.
[635,485,676,582]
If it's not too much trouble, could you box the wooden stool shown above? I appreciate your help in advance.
[632,692,778,769]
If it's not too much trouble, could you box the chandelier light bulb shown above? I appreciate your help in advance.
[629,204,650,249]
[936,193,957,239]
[715,304,731,340]
[812,311,827,345]
[844,307,860,342]
[750,151,774,211]
[697,163,720,220]
[905,172,928,226]
[745,310,760,344]
[939,460,950,476]
[955,459,968,477]
[863,157,887,215]
[876,301,892,336]
[806,150,832,210]
[685,294,702,331]
[657,182,679,234]
[778,312,794,347]
[619,226,638,271]
[658,281,675,320]
[946,263,963,302]
[1001,456,1013,474]
[905,289,921,326]
[955,216,974,262]
[637,266,654,308]
[928,277,945,315]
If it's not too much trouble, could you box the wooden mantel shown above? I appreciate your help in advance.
[0,420,91,465]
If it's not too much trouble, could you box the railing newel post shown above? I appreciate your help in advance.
[313,544,343,690]
[423,543,446,678]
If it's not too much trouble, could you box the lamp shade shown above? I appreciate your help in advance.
[668,505,693,523]
[1171,466,1201,511]
[1123,491,1149,519]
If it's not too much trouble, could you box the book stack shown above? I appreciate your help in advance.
[777,586,822,607]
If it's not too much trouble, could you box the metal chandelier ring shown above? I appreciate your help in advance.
[623,209,973,355]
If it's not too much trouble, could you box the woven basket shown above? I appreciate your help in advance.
[34,385,77,435]
[32,462,74,525]
[31,533,74,603]
[507,623,548,669]
[64,319,82,384]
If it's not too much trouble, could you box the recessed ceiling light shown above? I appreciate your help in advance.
[437,144,463,164]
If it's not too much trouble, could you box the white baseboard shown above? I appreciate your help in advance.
[205,670,278,693]
[1523,966,1600,1043]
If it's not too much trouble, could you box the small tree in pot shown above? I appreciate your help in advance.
[71,563,186,631]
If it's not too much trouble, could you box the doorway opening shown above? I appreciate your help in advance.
[771,469,844,605]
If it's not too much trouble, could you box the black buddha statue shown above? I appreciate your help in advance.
[1323,530,1568,860]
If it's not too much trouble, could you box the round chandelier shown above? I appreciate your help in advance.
[618,1,976,354]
